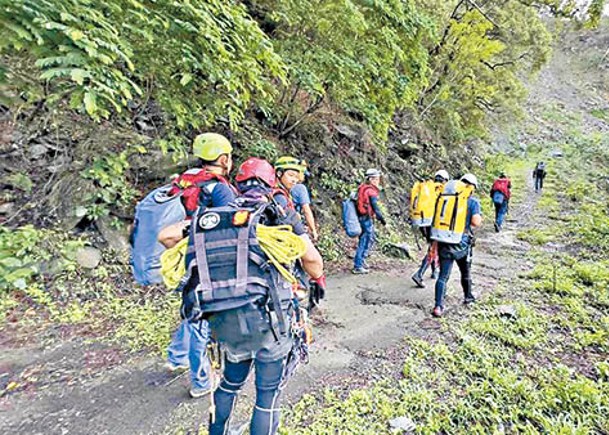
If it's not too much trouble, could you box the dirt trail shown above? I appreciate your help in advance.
[0,173,539,435]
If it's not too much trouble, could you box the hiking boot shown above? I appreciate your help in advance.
[494,222,500,232]
[463,297,476,305]
[189,385,213,399]
[432,306,444,318]
[165,361,189,372]
[411,273,425,288]
[352,267,370,275]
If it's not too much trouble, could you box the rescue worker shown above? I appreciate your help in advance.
[272,156,305,212]
[353,169,386,274]
[533,161,546,192]
[159,133,236,398]
[411,169,450,287]
[432,173,482,317]
[291,161,319,242]
[163,158,326,435]
[490,172,511,232]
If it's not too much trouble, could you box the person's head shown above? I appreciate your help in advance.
[192,133,233,175]
[365,168,382,188]
[235,157,276,195]
[499,172,507,179]
[460,173,478,190]
[434,169,450,183]
[274,156,305,190]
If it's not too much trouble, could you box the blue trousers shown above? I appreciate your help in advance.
[494,200,508,228]
[166,320,212,390]
[434,255,473,308]
[354,216,374,269]
[209,355,286,435]
[535,176,543,191]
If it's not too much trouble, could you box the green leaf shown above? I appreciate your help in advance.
[70,68,88,85]
[84,91,97,116]
[180,73,193,86]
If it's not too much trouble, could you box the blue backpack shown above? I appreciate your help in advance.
[130,185,186,285]
[492,190,505,205]
[342,193,362,238]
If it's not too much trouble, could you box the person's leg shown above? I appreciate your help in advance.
[456,255,474,303]
[251,357,287,435]
[166,320,190,368]
[535,176,540,192]
[354,218,372,270]
[434,257,454,309]
[412,242,432,286]
[497,200,508,228]
[209,358,253,435]
[188,320,212,394]
[362,219,375,260]
[430,242,439,279]
[540,176,544,190]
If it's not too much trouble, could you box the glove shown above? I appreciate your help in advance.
[309,274,326,307]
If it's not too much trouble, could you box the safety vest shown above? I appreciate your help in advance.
[272,185,295,211]
[180,200,293,336]
[430,180,475,244]
[410,180,443,227]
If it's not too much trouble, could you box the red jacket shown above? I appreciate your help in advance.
[357,184,380,217]
[491,178,511,199]
[169,169,233,214]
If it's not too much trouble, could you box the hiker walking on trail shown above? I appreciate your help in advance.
[272,156,306,212]
[173,157,326,435]
[410,170,450,287]
[490,173,511,232]
[533,161,546,192]
[159,133,237,399]
[353,169,386,274]
[430,173,482,317]
[291,161,319,242]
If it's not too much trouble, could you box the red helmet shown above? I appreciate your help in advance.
[235,157,276,187]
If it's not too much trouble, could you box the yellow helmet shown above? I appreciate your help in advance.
[192,133,233,161]
[274,156,305,174]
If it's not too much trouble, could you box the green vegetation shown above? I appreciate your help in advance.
[282,120,609,433]
[1,0,603,147]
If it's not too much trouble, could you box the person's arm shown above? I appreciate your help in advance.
[300,235,324,278]
[471,214,482,228]
[470,198,482,229]
[158,220,189,248]
[369,196,386,225]
[301,203,318,241]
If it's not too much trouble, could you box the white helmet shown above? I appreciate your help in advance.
[365,168,382,178]
[434,170,450,182]
[461,173,478,188]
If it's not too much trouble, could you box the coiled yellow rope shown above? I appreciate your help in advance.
[256,224,307,284]
[160,237,188,290]
[160,224,306,289]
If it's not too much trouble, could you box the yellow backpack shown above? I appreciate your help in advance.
[431,180,475,244]
[410,180,442,227]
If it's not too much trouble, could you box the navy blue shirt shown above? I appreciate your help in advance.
[199,182,236,209]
